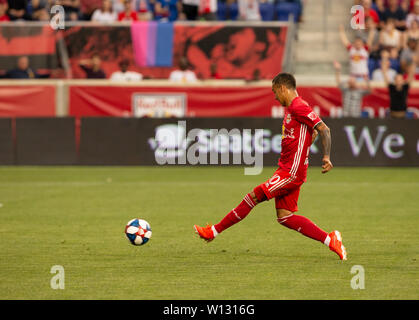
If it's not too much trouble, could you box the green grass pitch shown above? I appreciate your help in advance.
[0,166,418,300]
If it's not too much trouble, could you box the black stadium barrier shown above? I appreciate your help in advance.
[79,118,143,166]
[15,118,77,165]
[1,117,418,167]
[0,118,13,165]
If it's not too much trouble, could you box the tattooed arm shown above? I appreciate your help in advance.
[315,122,333,174]
[311,130,318,145]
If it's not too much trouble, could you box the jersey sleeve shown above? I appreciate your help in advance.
[290,101,322,129]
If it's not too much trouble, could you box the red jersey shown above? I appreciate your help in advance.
[118,11,138,21]
[279,96,322,182]
[0,15,10,22]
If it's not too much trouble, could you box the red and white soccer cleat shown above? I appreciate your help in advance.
[194,224,215,242]
[328,230,347,260]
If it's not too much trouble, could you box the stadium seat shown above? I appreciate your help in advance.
[217,1,238,21]
[259,3,275,21]
[217,1,227,21]
[361,111,371,118]
[406,111,415,119]
[276,2,300,22]
[228,2,239,21]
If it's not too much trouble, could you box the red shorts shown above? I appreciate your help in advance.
[259,169,303,212]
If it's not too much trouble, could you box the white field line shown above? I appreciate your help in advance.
[0,181,418,187]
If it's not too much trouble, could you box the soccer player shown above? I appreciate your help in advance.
[194,73,347,260]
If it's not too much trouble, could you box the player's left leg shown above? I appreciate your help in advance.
[275,188,328,243]
[275,191,347,260]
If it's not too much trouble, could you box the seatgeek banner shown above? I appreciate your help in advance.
[69,86,419,118]
[77,118,419,167]
[0,117,417,166]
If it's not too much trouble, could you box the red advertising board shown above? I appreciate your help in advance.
[69,85,419,118]
[0,85,56,117]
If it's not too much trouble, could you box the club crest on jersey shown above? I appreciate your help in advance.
[282,127,295,139]
[286,114,292,124]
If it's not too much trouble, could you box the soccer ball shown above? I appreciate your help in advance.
[125,219,152,246]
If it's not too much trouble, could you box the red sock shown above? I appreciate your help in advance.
[214,194,256,233]
[277,214,328,243]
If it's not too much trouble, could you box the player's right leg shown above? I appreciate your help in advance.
[194,169,285,242]
[194,190,265,242]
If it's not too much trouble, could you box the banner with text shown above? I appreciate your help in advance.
[78,118,419,167]
[69,86,419,118]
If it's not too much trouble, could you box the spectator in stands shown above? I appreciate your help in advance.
[400,37,418,73]
[80,0,103,20]
[7,0,30,20]
[0,0,10,22]
[118,0,138,20]
[334,61,371,117]
[5,56,50,79]
[166,0,181,21]
[135,0,152,21]
[406,1,419,28]
[152,0,170,21]
[181,0,199,20]
[357,17,380,59]
[57,0,82,21]
[238,0,260,21]
[405,19,419,42]
[372,54,397,82]
[339,24,371,80]
[28,0,51,21]
[379,18,403,51]
[169,57,198,82]
[362,0,380,24]
[401,0,414,12]
[374,0,387,27]
[200,0,217,21]
[389,46,401,71]
[112,0,124,13]
[384,0,407,30]
[91,0,118,22]
[79,55,106,79]
[382,57,416,118]
[110,59,143,81]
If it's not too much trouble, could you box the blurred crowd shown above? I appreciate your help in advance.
[0,0,303,22]
[335,0,419,118]
[343,0,419,80]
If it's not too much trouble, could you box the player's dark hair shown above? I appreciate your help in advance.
[272,73,296,90]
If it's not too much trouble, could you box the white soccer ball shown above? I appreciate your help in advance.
[125,218,152,246]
